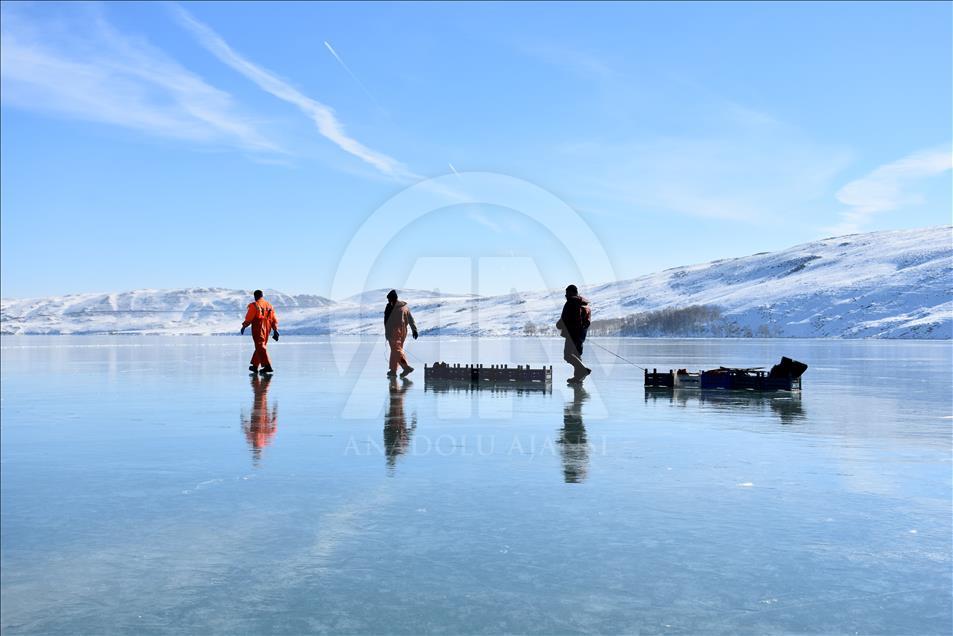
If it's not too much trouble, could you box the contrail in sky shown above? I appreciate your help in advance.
[448,162,461,177]
[323,40,383,112]
[174,4,411,178]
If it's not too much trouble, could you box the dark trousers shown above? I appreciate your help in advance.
[563,337,587,379]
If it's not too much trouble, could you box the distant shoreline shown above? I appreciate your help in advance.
[1,333,949,341]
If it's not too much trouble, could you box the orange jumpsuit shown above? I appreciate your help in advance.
[243,299,278,368]
[384,301,416,373]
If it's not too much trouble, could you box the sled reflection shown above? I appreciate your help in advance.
[644,387,805,424]
[242,374,278,464]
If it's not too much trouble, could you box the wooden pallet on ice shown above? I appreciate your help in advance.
[424,362,552,385]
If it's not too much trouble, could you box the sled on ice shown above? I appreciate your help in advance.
[644,356,807,391]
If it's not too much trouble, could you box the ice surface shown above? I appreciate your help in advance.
[1,336,951,634]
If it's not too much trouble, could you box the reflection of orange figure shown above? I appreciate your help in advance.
[384,377,415,470]
[242,374,278,463]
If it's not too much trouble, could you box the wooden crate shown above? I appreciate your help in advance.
[424,363,552,385]
[643,368,675,388]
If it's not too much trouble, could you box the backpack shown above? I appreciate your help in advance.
[579,303,591,329]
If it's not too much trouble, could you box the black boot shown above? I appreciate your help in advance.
[260,366,274,374]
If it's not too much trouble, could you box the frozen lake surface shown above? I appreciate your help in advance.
[2,336,951,634]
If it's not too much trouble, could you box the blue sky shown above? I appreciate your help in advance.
[1,1,950,299]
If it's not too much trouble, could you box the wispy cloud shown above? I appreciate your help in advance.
[829,145,953,234]
[563,113,852,224]
[516,40,853,226]
[172,5,416,180]
[0,4,279,154]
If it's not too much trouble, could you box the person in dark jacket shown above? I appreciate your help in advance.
[556,284,592,384]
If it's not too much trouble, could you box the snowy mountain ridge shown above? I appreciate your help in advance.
[2,226,951,338]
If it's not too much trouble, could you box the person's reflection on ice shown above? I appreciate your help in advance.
[384,377,415,471]
[558,384,589,483]
[242,374,278,464]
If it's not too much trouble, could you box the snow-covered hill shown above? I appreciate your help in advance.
[0,287,333,336]
[2,226,950,338]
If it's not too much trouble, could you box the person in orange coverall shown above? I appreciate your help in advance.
[384,289,418,378]
[241,289,279,374]
[242,374,277,465]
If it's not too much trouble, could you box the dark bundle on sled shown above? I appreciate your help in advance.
[768,356,808,381]
[645,357,807,391]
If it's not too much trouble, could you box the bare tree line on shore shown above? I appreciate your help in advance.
[523,305,779,338]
